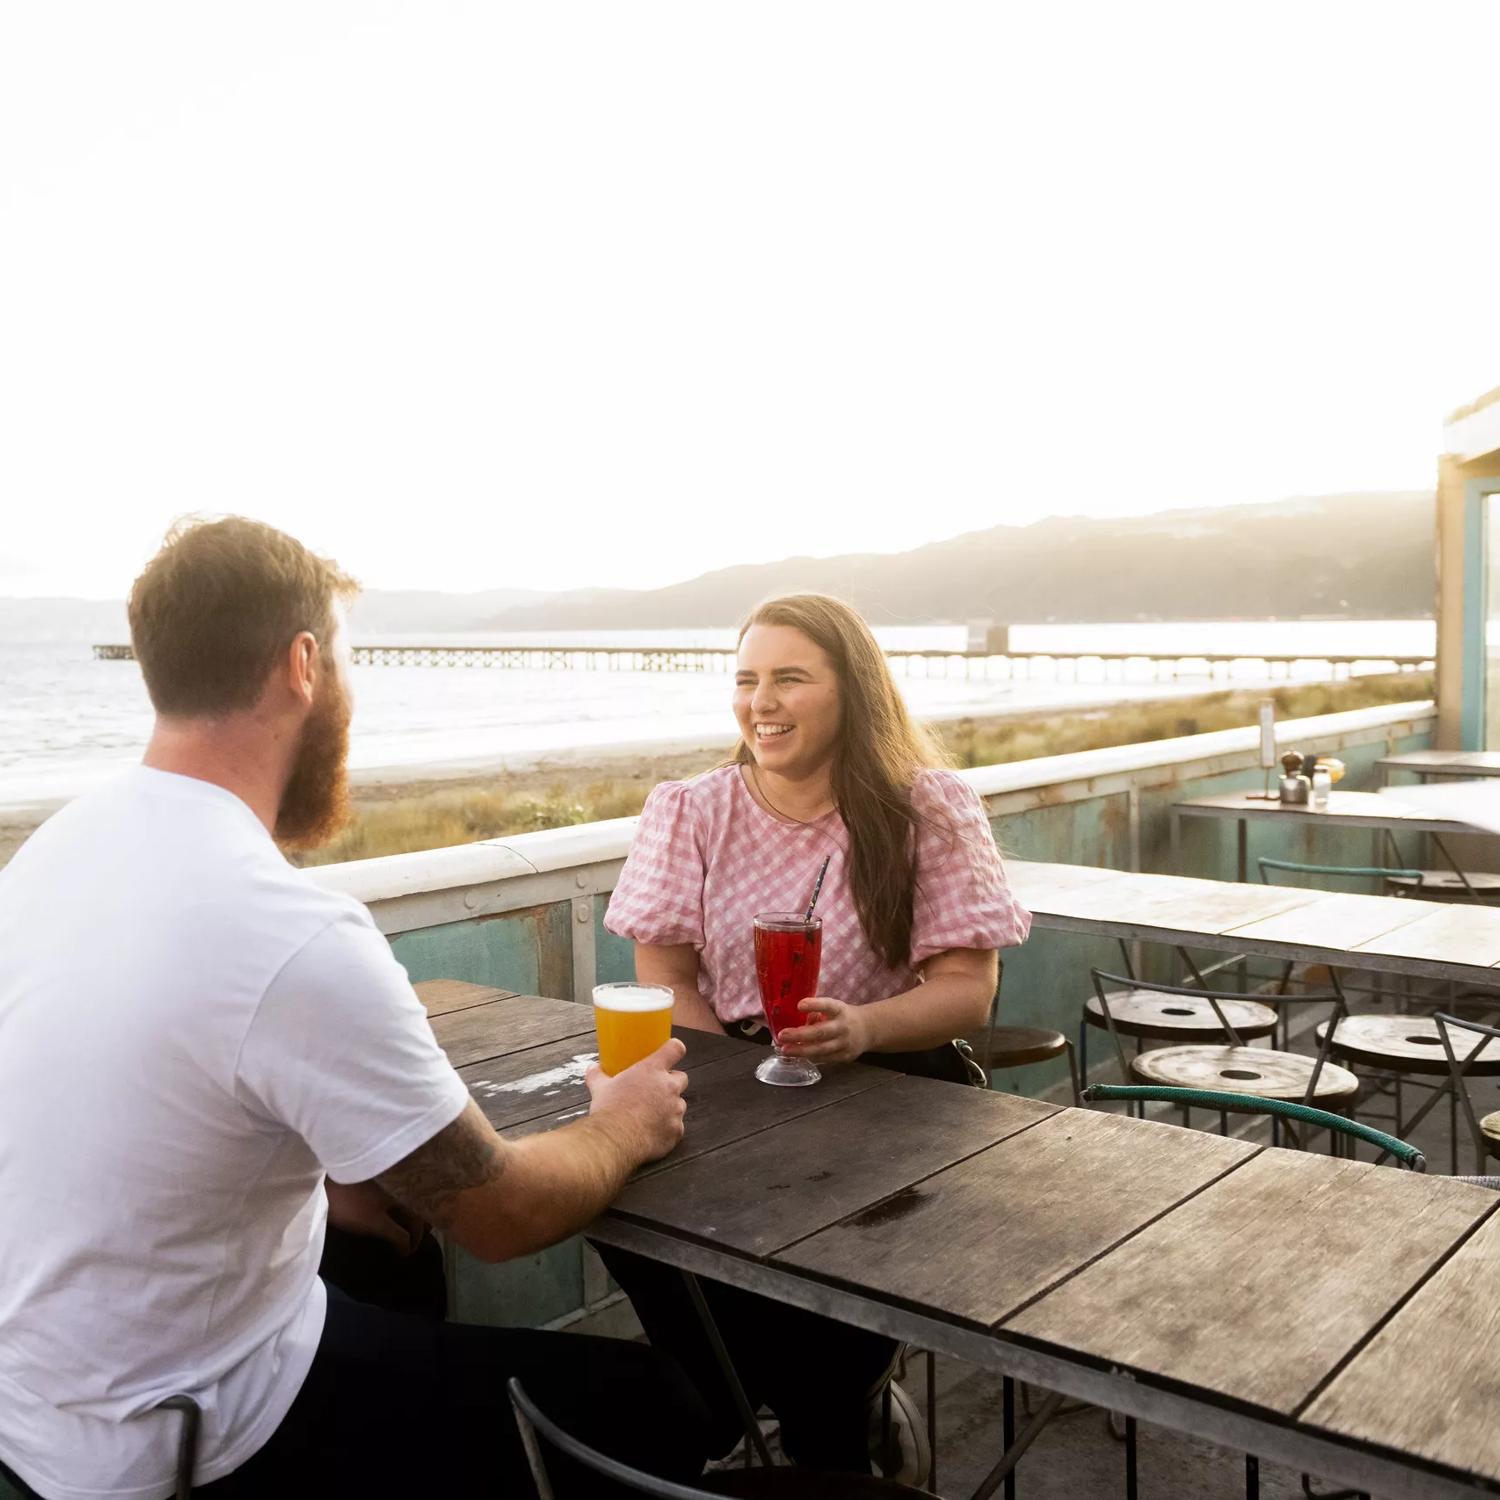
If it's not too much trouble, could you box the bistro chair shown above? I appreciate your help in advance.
[1259,853,1500,906]
[0,1396,199,1500]
[1256,856,1426,895]
[1425,1012,1500,1175]
[1085,1084,1421,1500]
[1089,970,1361,1144]
[1079,940,1277,1086]
[1311,1009,1500,1174]
[1257,857,1429,1021]
[506,1378,933,1500]
[1260,858,1500,1023]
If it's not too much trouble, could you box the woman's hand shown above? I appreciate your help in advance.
[777,997,870,1065]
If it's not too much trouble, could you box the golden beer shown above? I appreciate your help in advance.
[592,982,674,1076]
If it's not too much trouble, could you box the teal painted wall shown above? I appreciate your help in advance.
[393,901,573,999]
[596,902,636,984]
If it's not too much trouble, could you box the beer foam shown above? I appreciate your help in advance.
[593,984,673,1012]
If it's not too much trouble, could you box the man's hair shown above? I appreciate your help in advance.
[128,516,359,716]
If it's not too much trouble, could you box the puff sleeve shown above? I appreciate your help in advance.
[908,770,1031,966]
[604,781,706,948]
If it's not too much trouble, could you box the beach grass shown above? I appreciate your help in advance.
[294,671,1432,867]
[941,672,1432,768]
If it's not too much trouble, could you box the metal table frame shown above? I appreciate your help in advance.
[588,1214,1485,1500]
[1170,792,1489,897]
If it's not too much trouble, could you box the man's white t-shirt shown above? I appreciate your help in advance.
[0,768,471,1499]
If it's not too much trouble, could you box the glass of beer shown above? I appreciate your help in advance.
[753,912,823,1087]
[592,982,674,1076]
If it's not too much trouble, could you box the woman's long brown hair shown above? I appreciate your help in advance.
[735,594,951,970]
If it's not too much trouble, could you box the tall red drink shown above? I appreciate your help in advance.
[754,915,823,1043]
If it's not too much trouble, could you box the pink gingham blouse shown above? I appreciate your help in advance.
[605,765,1031,1025]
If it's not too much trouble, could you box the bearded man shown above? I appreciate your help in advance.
[0,518,706,1498]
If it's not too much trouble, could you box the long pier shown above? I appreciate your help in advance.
[92,642,1435,683]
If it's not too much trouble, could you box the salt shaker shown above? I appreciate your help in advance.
[1310,764,1331,811]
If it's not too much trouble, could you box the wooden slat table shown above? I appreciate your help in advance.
[1379,749,1500,782]
[424,986,1500,1498]
[1008,859,1500,989]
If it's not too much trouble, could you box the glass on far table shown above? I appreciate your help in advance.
[752,911,823,1087]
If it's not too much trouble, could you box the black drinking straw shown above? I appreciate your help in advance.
[803,856,831,923]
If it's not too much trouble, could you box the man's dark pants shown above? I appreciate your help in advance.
[198,1227,710,1496]
[1,1228,710,1498]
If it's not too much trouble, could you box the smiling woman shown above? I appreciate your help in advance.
[612,594,1030,1055]
[597,592,1031,1482]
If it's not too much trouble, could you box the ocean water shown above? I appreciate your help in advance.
[0,621,1434,809]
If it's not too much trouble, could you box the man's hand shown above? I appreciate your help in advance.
[325,1179,426,1255]
[778,997,870,1065]
[373,1042,688,1265]
[585,1037,689,1165]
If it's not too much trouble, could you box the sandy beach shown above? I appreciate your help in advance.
[0,670,1431,870]
[0,733,739,868]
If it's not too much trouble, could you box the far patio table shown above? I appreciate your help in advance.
[1378,749,1500,782]
[1007,858,1500,989]
[417,979,1500,1500]
[1170,788,1490,889]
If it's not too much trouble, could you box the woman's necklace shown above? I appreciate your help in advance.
[749,761,837,826]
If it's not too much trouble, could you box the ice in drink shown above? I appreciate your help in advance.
[754,916,823,1042]
[592,982,674,1076]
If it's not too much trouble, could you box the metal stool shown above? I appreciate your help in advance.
[1091,971,1360,1145]
[1082,987,1277,1082]
[1313,1013,1500,1173]
[975,959,1083,1104]
[978,1023,1082,1105]
[1385,869,1500,902]
[508,1378,933,1499]
[1129,1044,1359,1114]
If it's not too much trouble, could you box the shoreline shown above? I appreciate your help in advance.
[0,673,1245,823]
[0,673,1433,868]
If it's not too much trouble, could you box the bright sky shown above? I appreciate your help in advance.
[2,2,1498,599]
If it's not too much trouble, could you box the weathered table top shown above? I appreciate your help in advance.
[1173,788,1482,833]
[418,981,1500,1499]
[1008,858,1500,986]
[1378,749,1500,779]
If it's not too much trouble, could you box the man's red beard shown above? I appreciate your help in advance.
[275,675,353,850]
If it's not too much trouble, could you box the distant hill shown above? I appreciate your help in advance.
[0,597,129,643]
[345,589,550,636]
[485,492,1435,629]
[3,493,1436,640]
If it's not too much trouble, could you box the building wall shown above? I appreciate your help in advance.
[1434,378,1500,747]
[1436,408,1500,747]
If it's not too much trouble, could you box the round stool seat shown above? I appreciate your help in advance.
[1314,1015,1500,1077]
[1084,990,1277,1042]
[1386,870,1500,902]
[983,1025,1069,1067]
[1480,1112,1500,1155]
[1129,1045,1360,1103]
